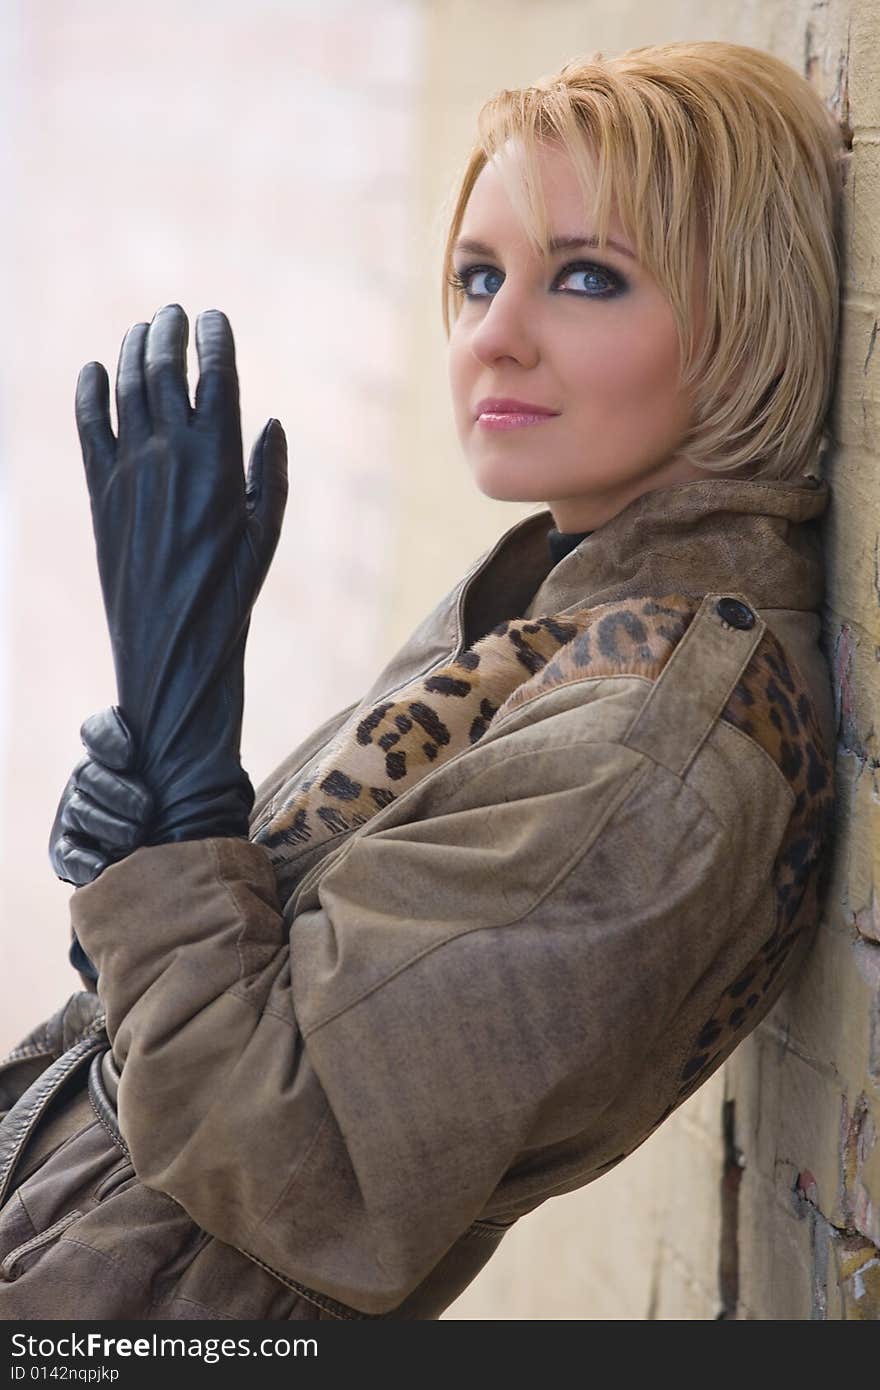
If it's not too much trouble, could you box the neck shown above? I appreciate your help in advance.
[547,461,711,533]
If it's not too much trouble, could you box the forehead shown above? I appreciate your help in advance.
[460,138,623,243]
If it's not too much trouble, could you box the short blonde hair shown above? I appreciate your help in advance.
[441,41,847,482]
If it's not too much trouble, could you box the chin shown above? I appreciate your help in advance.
[468,460,550,505]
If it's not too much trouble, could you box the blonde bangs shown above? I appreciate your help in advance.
[441,41,846,482]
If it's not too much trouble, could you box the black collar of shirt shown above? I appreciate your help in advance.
[547,526,593,567]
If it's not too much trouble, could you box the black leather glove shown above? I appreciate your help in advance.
[49,705,153,888]
[49,705,153,982]
[71,304,288,846]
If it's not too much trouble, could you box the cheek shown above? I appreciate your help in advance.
[567,312,682,407]
[447,337,474,428]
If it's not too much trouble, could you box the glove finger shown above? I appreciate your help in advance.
[48,769,77,877]
[75,757,153,825]
[144,303,192,430]
[245,419,289,565]
[52,831,111,888]
[115,321,151,443]
[80,706,137,773]
[193,308,241,439]
[75,361,116,496]
[61,785,150,853]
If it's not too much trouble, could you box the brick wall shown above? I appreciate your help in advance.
[722,0,880,1320]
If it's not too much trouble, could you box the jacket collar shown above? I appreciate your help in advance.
[487,475,831,622]
[355,474,831,735]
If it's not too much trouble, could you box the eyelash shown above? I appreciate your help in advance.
[446,259,627,301]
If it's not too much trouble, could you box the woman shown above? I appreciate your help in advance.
[0,40,844,1319]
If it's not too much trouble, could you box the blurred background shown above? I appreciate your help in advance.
[2,0,875,1320]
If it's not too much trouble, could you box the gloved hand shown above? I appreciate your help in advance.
[70,304,288,846]
[48,706,153,981]
[50,705,153,887]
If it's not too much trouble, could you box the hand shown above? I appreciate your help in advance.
[49,706,153,888]
[73,305,288,845]
[49,706,153,983]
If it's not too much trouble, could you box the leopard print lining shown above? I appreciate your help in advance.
[656,624,835,1122]
[252,595,700,874]
[491,595,697,719]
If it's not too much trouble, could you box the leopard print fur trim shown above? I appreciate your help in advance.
[661,624,835,1114]
[252,594,699,874]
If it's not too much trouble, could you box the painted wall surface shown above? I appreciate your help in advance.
[2,0,876,1320]
[0,0,423,1047]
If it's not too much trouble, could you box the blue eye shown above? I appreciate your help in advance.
[556,262,624,296]
[447,260,626,301]
[448,266,504,298]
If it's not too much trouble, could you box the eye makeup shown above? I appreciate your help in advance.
[446,258,628,301]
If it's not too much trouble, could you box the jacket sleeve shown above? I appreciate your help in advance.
[70,682,752,1314]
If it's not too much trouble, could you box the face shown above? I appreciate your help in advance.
[447,139,709,532]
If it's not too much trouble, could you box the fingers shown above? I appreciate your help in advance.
[48,769,114,888]
[115,320,150,443]
[245,419,289,557]
[144,304,192,429]
[75,361,116,494]
[48,742,154,886]
[193,308,241,433]
[108,305,239,443]
[53,833,112,888]
[62,757,153,848]
[80,705,137,773]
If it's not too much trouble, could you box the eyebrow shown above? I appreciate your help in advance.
[452,233,638,262]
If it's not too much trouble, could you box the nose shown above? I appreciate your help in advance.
[466,282,540,371]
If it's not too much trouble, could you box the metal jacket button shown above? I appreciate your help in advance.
[716,596,755,630]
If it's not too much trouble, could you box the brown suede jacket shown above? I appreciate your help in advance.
[0,474,836,1319]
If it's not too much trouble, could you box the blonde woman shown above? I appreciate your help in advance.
[0,40,844,1319]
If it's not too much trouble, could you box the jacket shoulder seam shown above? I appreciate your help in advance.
[704,718,797,810]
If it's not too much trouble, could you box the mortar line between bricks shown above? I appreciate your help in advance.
[794,1184,880,1250]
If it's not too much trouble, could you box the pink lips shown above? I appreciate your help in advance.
[474,396,560,431]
